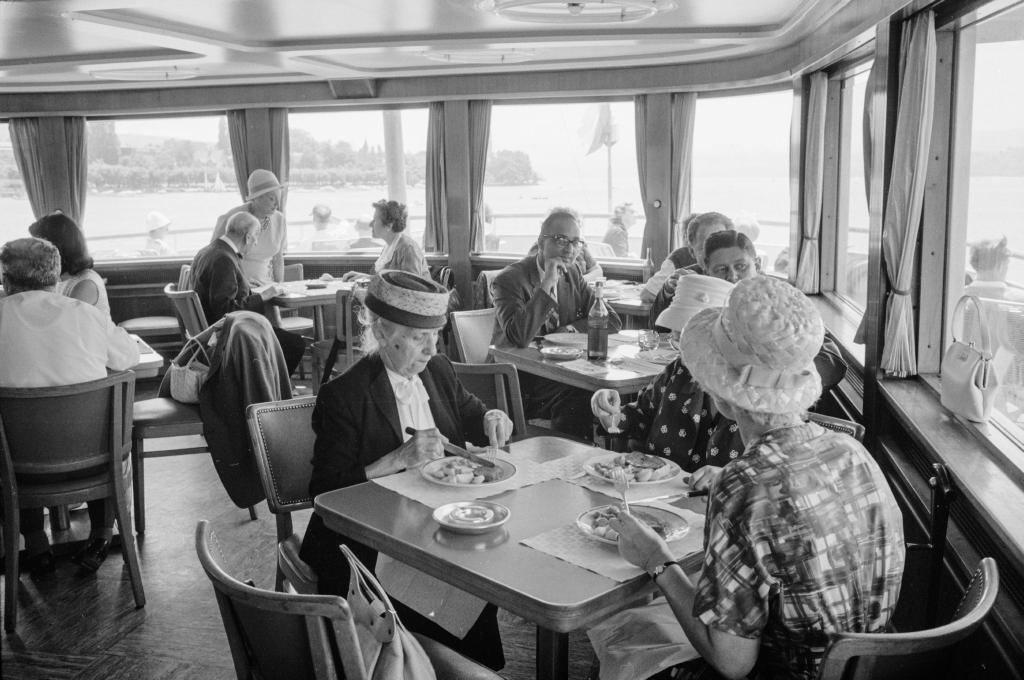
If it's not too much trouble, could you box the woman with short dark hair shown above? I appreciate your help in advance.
[28,211,110,318]
[343,198,430,281]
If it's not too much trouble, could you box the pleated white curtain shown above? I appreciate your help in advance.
[226,108,290,206]
[9,117,88,224]
[424,102,448,253]
[795,72,829,293]
[468,101,492,253]
[880,11,937,377]
[669,93,697,251]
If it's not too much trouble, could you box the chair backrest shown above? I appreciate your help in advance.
[807,412,865,442]
[815,557,999,680]
[0,371,134,478]
[452,362,528,440]
[245,396,317,542]
[473,269,500,309]
[165,282,210,339]
[178,264,192,292]
[284,263,304,282]
[195,521,368,680]
[450,308,497,364]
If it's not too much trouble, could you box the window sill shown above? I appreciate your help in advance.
[877,377,1024,570]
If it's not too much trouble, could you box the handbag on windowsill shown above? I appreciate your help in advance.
[941,294,999,423]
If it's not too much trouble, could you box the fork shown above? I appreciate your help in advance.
[612,467,630,514]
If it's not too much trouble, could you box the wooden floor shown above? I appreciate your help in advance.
[1,447,597,679]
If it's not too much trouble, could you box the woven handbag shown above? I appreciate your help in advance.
[941,295,999,423]
[168,339,211,404]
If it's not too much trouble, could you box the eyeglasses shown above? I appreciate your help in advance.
[545,234,585,249]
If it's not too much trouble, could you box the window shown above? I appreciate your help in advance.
[287,109,427,253]
[0,122,36,246]
[692,90,791,273]
[84,116,236,260]
[834,67,871,311]
[483,101,642,257]
[946,1,1024,436]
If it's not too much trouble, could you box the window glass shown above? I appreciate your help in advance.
[949,3,1024,433]
[0,122,37,245]
[692,90,791,274]
[83,116,235,259]
[287,109,427,253]
[483,101,642,258]
[835,68,871,311]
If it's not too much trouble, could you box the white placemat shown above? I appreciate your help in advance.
[372,453,562,509]
[520,503,705,582]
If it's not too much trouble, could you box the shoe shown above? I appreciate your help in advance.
[72,538,111,573]
[24,550,57,579]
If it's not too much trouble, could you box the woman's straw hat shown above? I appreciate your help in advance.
[655,274,733,333]
[245,169,285,201]
[365,270,450,329]
[680,275,823,414]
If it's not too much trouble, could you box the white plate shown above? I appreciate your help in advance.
[542,332,587,346]
[576,504,690,545]
[540,346,582,361]
[434,501,511,534]
[420,456,517,486]
[583,452,683,486]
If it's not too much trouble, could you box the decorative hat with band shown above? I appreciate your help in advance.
[679,275,824,414]
[364,270,450,330]
[655,274,734,333]
[245,169,285,201]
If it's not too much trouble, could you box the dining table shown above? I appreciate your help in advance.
[600,279,652,329]
[314,436,705,680]
[489,331,675,396]
[267,278,356,341]
[130,334,164,379]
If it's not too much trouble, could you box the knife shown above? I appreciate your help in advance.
[404,426,497,468]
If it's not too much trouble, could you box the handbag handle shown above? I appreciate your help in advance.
[184,340,210,367]
[951,295,994,356]
[340,544,399,642]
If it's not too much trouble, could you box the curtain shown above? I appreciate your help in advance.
[853,62,880,345]
[634,96,652,257]
[468,100,492,253]
[669,93,697,251]
[226,108,290,206]
[424,102,448,253]
[880,11,937,377]
[795,72,829,293]
[9,117,88,225]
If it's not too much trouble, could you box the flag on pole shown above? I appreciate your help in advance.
[585,103,619,155]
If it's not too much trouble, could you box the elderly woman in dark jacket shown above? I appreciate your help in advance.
[300,270,512,670]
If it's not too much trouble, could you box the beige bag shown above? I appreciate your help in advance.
[340,545,437,680]
[168,339,211,404]
[941,295,999,423]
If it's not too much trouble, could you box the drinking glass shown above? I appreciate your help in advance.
[637,329,659,352]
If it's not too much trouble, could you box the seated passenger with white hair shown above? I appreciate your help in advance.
[300,270,513,670]
[0,237,140,577]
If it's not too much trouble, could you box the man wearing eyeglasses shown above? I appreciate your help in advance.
[491,207,621,440]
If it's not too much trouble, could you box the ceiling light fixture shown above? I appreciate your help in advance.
[421,49,536,64]
[90,66,199,82]
[477,0,676,24]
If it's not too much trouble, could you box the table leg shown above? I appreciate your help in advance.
[314,306,325,341]
[536,626,569,680]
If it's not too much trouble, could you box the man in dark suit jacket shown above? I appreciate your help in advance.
[190,212,305,374]
[491,208,621,440]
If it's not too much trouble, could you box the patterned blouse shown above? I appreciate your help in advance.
[618,358,744,473]
[693,423,906,679]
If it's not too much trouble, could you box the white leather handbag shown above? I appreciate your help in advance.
[941,295,999,423]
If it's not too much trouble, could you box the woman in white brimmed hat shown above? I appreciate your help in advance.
[211,169,287,284]
[591,274,740,474]
[342,198,430,282]
[301,270,512,670]
[608,276,905,680]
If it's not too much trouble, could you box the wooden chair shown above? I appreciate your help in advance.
[1,371,145,632]
[279,263,316,337]
[195,520,502,680]
[246,396,318,594]
[472,269,500,309]
[451,361,561,443]
[816,557,999,680]
[116,266,191,351]
[450,308,496,364]
[165,282,209,339]
[311,288,362,391]
[807,412,865,442]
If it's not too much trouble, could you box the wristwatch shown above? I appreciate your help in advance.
[649,560,679,582]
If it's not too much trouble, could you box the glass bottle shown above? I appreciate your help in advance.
[588,280,610,360]
[642,248,655,281]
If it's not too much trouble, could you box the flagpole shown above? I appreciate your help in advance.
[606,143,612,214]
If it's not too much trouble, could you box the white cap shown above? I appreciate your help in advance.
[146,211,171,232]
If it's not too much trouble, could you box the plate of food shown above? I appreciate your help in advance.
[576,504,690,545]
[541,332,587,346]
[305,281,328,289]
[540,346,583,361]
[584,451,683,485]
[433,500,511,534]
[421,455,516,486]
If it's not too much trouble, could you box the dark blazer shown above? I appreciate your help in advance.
[190,238,265,323]
[490,254,621,348]
[300,353,490,592]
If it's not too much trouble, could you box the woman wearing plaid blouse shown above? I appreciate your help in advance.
[609,276,904,680]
